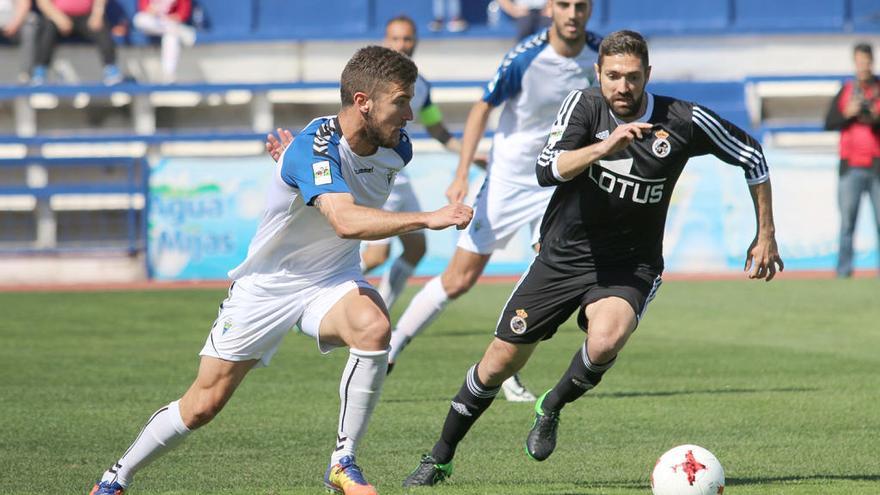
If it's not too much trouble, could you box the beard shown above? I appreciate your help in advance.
[363,109,399,149]
[552,20,584,44]
[610,92,644,120]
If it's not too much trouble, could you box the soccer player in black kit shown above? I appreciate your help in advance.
[403,30,785,486]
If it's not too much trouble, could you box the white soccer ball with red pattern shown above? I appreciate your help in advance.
[651,444,725,495]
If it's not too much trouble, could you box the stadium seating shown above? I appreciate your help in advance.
[731,0,847,32]
[98,0,880,44]
[254,0,369,40]
[373,0,436,33]
[604,0,731,35]
[193,0,253,41]
[852,0,880,31]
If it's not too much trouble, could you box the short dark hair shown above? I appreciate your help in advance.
[854,42,873,58]
[385,14,417,35]
[598,30,649,70]
[340,45,418,106]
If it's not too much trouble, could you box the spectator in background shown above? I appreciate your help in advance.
[132,0,195,83]
[0,0,38,82]
[430,0,467,33]
[825,42,880,278]
[32,0,123,85]
[498,0,549,40]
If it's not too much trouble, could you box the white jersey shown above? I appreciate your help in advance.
[483,29,600,187]
[229,116,412,284]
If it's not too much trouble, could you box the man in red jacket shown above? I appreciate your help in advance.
[825,42,880,278]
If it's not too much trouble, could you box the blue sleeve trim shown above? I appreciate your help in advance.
[482,30,548,107]
[280,117,350,205]
[393,129,413,165]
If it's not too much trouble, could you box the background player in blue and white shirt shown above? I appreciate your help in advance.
[360,15,488,313]
[388,0,601,402]
[88,46,472,495]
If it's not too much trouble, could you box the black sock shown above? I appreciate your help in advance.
[542,342,615,413]
[430,364,500,464]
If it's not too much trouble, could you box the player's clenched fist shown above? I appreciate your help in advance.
[427,203,473,230]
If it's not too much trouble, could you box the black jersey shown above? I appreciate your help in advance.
[535,87,769,272]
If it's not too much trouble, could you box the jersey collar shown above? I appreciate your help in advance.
[608,92,654,125]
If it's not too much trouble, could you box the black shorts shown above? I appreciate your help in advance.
[494,258,662,344]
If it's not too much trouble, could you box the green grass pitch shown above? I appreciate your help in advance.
[2,278,878,494]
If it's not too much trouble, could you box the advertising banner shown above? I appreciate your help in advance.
[148,150,877,280]
[148,157,272,280]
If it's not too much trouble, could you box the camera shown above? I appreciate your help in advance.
[858,99,872,117]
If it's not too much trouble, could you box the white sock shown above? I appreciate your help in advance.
[331,348,389,465]
[389,276,449,363]
[378,257,415,310]
[101,400,191,487]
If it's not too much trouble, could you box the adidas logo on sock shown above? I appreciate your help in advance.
[451,401,472,416]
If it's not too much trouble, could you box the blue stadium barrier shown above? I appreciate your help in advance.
[0,79,755,140]
[0,156,147,253]
[0,80,484,100]
[0,132,266,145]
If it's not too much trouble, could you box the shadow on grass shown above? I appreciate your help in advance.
[728,474,880,485]
[381,386,818,404]
[592,386,818,399]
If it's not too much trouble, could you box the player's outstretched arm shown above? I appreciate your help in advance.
[265,128,295,162]
[744,180,784,281]
[447,101,492,203]
[315,192,473,241]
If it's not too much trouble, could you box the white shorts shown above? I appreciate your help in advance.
[199,273,373,367]
[457,177,555,255]
[364,177,422,247]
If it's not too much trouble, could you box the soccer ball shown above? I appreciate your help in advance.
[651,444,725,495]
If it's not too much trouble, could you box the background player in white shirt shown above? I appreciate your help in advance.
[387,0,601,401]
[88,46,472,495]
[360,15,488,313]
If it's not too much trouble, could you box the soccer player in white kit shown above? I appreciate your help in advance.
[88,46,473,495]
[361,15,487,312]
[388,0,601,401]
